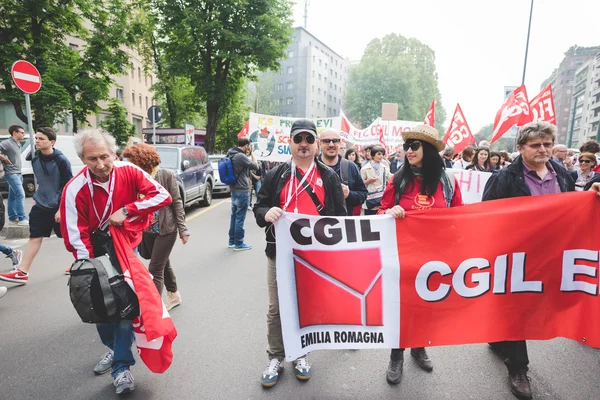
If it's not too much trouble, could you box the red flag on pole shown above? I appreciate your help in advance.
[491,85,532,143]
[237,120,249,139]
[424,100,435,127]
[442,104,475,155]
[527,85,556,125]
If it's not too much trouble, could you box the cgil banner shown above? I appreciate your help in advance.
[275,191,600,361]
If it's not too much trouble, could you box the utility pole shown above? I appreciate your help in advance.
[568,96,578,148]
[522,0,534,85]
[304,0,309,29]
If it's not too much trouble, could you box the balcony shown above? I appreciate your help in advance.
[590,114,600,124]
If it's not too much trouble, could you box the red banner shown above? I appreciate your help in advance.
[443,104,475,154]
[237,120,249,139]
[528,85,556,125]
[424,100,435,127]
[492,85,532,143]
[397,191,600,348]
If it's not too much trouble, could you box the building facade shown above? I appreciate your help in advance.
[259,26,350,119]
[541,46,600,144]
[568,53,600,148]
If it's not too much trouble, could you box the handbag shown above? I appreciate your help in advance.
[365,167,387,210]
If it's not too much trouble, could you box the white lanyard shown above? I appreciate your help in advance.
[86,169,115,231]
[283,161,315,213]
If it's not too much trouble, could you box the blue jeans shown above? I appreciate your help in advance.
[5,174,26,222]
[0,244,13,256]
[228,191,249,247]
[96,320,135,378]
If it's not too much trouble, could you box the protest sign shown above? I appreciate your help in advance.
[448,168,491,204]
[275,192,600,361]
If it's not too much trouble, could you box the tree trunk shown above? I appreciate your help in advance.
[205,103,219,153]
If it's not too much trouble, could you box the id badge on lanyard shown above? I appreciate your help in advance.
[86,170,116,231]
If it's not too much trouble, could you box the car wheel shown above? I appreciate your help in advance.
[23,176,35,197]
[200,182,212,207]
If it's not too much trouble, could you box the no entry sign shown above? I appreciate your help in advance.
[11,60,42,94]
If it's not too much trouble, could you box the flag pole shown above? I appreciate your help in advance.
[521,0,534,85]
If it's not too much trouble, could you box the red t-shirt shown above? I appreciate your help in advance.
[279,167,325,215]
[377,176,463,213]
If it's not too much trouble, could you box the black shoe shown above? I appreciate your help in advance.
[509,371,532,399]
[386,350,404,384]
[410,347,433,372]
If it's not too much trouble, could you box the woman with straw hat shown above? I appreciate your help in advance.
[377,124,464,385]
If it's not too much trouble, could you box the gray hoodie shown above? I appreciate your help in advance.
[225,147,258,192]
[32,148,73,209]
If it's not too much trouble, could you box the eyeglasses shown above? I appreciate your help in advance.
[525,142,553,150]
[403,141,421,152]
[292,134,315,144]
[579,159,593,164]
[320,138,340,144]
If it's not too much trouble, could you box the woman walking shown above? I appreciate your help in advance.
[122,144,189,310]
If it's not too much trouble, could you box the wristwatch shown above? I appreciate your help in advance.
[121,206,129,216]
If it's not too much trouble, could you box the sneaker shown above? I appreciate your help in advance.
[8,219,18,225]
[7,249,22,267]
[410,347,433,372]
[166,291,182,311]
[386,349,404,384]
[509,370,532,399]
[93,350,114,375]
[227,242,235,248]
[17,219,29,226]
[260,358,283,387]
[293,356,311,380]
[234,243,252,251]
[0,269,28,284]
[114,369,135,395]
[0,286,7,299]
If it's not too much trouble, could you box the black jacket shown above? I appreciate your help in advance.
[253,160,347,257]
[318,155,368,215]
[482,155,575,201]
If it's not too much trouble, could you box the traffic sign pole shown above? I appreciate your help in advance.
[153,108,156,145]
[24,93,36,187]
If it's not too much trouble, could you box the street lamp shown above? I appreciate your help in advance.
[522,0,534,86]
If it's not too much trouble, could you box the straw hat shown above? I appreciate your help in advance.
[402,124,446,152]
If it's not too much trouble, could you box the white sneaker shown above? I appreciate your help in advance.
[114,369,135,395]
[17,220,29,226]
[0,286,7,299]
[166,291,181,311]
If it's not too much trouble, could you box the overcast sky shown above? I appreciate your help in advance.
[292,0,600,133]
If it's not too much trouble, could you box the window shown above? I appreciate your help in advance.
[116,88,124,101]
[324,91,327,98]
[312,85,314,93]
[278,83,283,91]
[330,69,333,75]
[323,104,326,111]
[145,97,149,110]
[313,55,315,62]
[138,67,141,82]
[335,72,338,78]
[131,91,135,105]
[287,66,293,74]
[325,63,327,69]
[318,88,321,95]
[319,59,322,66]
[312,71,315,77]
[334,84,337,91]
[286,97,293,105]
[150,76,153,87]
[334,97,336,103]
[288,50,294,58]
[311,100,314,107]
[324,77,327,83]
[139,94,142,107]
[329,108,332,114]
[287,82,293,89]
[145,75,148,85]
[318,74,322,81]
[130,64,134,77]
[333,109,337,114]
[329,95,332,101]
[317,102,320,109]
[330,82,333,88]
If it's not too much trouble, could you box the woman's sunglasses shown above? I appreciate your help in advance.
[579,159,593,164]
[292,134,315,144]
[403,141,421,152]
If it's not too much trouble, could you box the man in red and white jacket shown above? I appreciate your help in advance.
[60,129,171,395]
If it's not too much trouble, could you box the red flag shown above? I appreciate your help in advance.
[378,123,386,148]
[424,100,435,127]
[442,104,475,155]
[491,85,532,143]
[111,220,178,374]
[237,120,249,139]
[528,85,556,125]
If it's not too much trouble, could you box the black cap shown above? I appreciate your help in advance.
[290,119,317,137]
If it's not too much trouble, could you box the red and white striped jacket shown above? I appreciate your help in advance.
[60,161,172,260]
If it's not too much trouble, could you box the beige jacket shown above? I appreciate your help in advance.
[155,168,188,237]
[360,162,392,210]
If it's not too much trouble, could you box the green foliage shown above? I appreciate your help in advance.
[155,75,207,128]
[0,0,142,130]
[155,0,293,152]
[100,99,136,146]
[248,73,283,115]
[475,123,516,152]
[214,85,251,154]
[344,34,446,131]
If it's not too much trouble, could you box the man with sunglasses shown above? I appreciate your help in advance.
[253,119,346,388]
[482,121,575,399]
[318,128,367,216]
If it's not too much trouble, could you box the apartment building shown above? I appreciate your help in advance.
[568,53,600,148]
[261,26,350,118]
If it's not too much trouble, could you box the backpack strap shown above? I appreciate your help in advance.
[339,158,350,184]
[295,168,326,215]
[89,257,117,318]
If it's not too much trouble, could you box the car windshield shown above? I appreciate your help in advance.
[156,147,179,170]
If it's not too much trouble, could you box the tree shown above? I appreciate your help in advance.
[0,0,142,130]
[344,34,446,132]
[100,99,136,146]
[475,123,516,152]
[155,0,293,153]
[214,85,251,153]
[247,73,282,115]
[154,75,207,129]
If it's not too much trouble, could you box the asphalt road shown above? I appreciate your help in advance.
[1,195,599,400]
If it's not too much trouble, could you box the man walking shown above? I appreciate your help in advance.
[0,125,27,225]
[0,128,72,284]
[482,121,575,399]
[60,129,171,395]
[318,128,367,215]
[226,137,258,251]
[253,119,346,387]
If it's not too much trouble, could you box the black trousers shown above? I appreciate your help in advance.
[489,340,529,373]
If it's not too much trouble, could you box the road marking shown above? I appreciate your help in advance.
[186,199,227,221]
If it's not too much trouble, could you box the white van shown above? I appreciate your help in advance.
[0,135,84,196]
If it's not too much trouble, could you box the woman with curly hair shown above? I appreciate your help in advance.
[122,143,189,310]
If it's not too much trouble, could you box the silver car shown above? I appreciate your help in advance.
[209,155,231,196]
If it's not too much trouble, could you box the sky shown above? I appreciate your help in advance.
[292,0,600,133]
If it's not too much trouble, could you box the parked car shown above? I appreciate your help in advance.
[208,155,231,196]
[155,144,214,207]
[0,135,85,196]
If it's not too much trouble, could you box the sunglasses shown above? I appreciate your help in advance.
[292,134,315,144]
[579,159,593,164]
[403,141,422,152]
[321,138,341,144]
[525,142,553,150]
